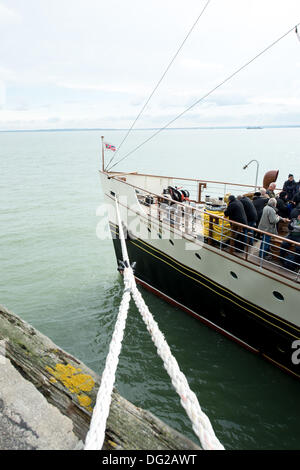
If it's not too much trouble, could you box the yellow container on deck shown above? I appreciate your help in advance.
[203,209,231,241]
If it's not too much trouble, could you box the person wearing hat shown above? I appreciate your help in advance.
[283,174,297,201]
[224,195,247,224]
[237,195,257,245]
[276,191,289,218]
[253,191,268,228]
[224,195,247,251]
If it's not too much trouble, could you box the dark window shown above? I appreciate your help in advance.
[273,291,284,301]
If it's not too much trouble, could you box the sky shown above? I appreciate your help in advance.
[0,0,300,130]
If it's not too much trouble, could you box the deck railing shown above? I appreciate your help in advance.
[109,173,300,284]
[172,178,258,204]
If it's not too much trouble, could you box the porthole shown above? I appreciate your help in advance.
[273,291,284,302]
[230,271,238,279]
[169,239,174,246]
[195,253,201,260]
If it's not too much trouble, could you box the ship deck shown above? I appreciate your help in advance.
[105,170,300,286]
[140,198,300,285]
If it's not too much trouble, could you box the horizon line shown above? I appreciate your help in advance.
[0,124,300,133]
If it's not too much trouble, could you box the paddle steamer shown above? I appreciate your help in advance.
[100,169,300,379]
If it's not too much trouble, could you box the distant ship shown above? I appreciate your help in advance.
[246,126,263,129]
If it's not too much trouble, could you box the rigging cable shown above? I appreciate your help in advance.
[107,21,300,172]
[105,0,212,171]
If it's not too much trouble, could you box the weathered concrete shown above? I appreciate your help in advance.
[0,358,80,450]
[0,305,200,451]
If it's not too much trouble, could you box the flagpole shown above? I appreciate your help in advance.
[101,136,105,172]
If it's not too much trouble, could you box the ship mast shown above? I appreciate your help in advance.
[101,135,105,172]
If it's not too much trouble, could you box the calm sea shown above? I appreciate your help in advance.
[1,128,300,450]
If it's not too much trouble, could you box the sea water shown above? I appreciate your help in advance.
[1,127,300,450]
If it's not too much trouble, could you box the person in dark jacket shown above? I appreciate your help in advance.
[280,214,300,270]
[237,195,257,245]
[252,192,268,237]
[224,195,247,224]
[293,184,300,205]
[224,195,247,251]
[290,202,300,219]
[276,191,289,218]
[237,195,257,223]
[283,174,297,201]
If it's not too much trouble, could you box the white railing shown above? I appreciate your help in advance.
[113,175,300,284]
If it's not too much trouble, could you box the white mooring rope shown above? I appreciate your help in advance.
[84,269,131,450]
[84,199,224,451]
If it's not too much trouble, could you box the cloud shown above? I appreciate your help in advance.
[0,0,300,130]
[0,3,21,25]
[0,81,6,107]
[47,117,61,123]
[178,59,223,73]
[56,80,150,96]
[249,96,300,107]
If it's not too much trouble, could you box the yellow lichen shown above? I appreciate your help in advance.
[77,393,92,409]
[108,440,118,448]
[46,363,95,410]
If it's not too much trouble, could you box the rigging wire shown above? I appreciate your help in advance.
[107,21,300,172]
[105,0,211,171]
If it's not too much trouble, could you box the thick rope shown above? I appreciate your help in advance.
[130,279,224,450]
[84,270,131,450]
[84,199,224,450]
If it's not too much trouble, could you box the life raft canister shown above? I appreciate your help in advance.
[167,186,190,202]
[181,189,190,201]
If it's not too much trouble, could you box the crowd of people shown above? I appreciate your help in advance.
[224,174,300,270]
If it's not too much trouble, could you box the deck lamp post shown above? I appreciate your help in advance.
[243,159,259,191]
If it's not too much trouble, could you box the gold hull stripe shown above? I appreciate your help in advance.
[109,224,300,339]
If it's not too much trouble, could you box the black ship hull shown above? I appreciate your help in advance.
[110,222,300,380]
